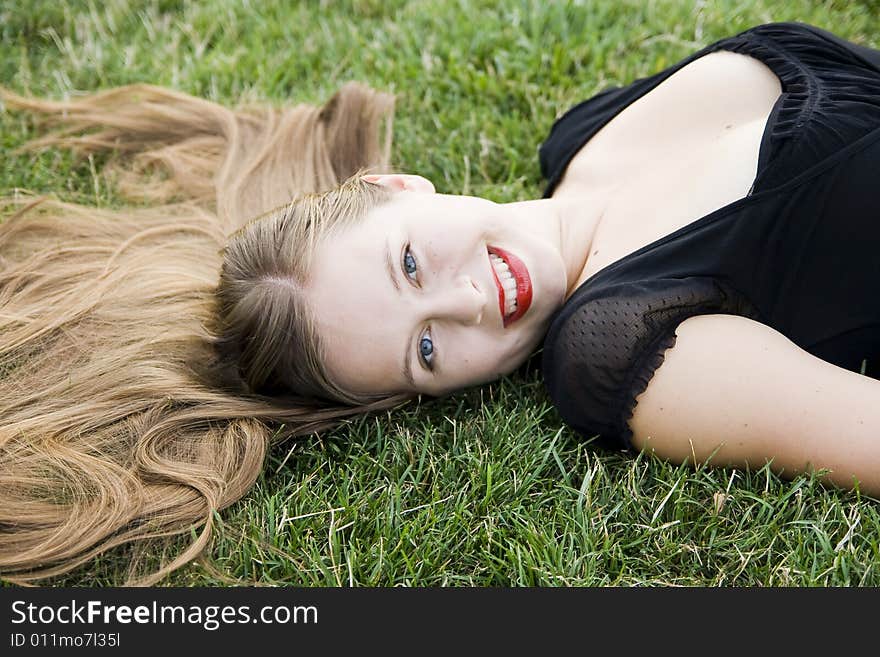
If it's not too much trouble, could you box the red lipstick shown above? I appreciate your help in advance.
[487,245,532,328]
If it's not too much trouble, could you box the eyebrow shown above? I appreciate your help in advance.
[385,237,416,389]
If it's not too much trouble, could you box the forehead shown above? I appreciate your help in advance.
[355,191,414,226]
[315,194,416,273]
[303,199,413,395]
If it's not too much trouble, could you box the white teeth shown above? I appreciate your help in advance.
[490,252,518,316]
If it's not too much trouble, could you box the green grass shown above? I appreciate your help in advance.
[2,0,880,586]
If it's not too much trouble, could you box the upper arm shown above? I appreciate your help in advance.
[629,313,880,495]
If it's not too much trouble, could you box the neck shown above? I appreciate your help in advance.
[502,192,606,300]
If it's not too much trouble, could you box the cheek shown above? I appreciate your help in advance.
[453,333,507,372]
[421,217,493,273]
[425,232,467,265]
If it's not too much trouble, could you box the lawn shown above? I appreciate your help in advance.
[2,0,879,586]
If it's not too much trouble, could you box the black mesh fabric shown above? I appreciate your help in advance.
[542,277,764,451]
[538,22,880,451]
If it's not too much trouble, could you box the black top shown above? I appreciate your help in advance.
[539,22,880,451]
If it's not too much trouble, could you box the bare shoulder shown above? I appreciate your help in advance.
[628,313,880,495]
[674,49,782,96]
[622,49,782,139]
[551,47,781,200]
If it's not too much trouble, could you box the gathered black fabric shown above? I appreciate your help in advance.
[539,22,880,451]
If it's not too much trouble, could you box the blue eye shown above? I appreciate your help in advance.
[402,243,435,371]
[403,245,418,281]
[419,329,435,369]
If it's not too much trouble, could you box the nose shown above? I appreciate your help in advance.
[427,274,486,326]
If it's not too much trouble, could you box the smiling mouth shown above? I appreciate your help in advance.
[487,245,532,328]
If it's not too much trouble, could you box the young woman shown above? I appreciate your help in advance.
[2,21,879,584]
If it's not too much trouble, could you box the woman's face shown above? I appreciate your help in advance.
[305,174,570,398]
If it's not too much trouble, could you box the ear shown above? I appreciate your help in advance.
[360,173,436,194]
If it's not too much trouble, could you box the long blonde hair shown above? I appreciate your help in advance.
[0,82,416,585]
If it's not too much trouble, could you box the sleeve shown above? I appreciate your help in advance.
[758,22,880,73]
[541,276,764,451]
[538,84,622,179]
